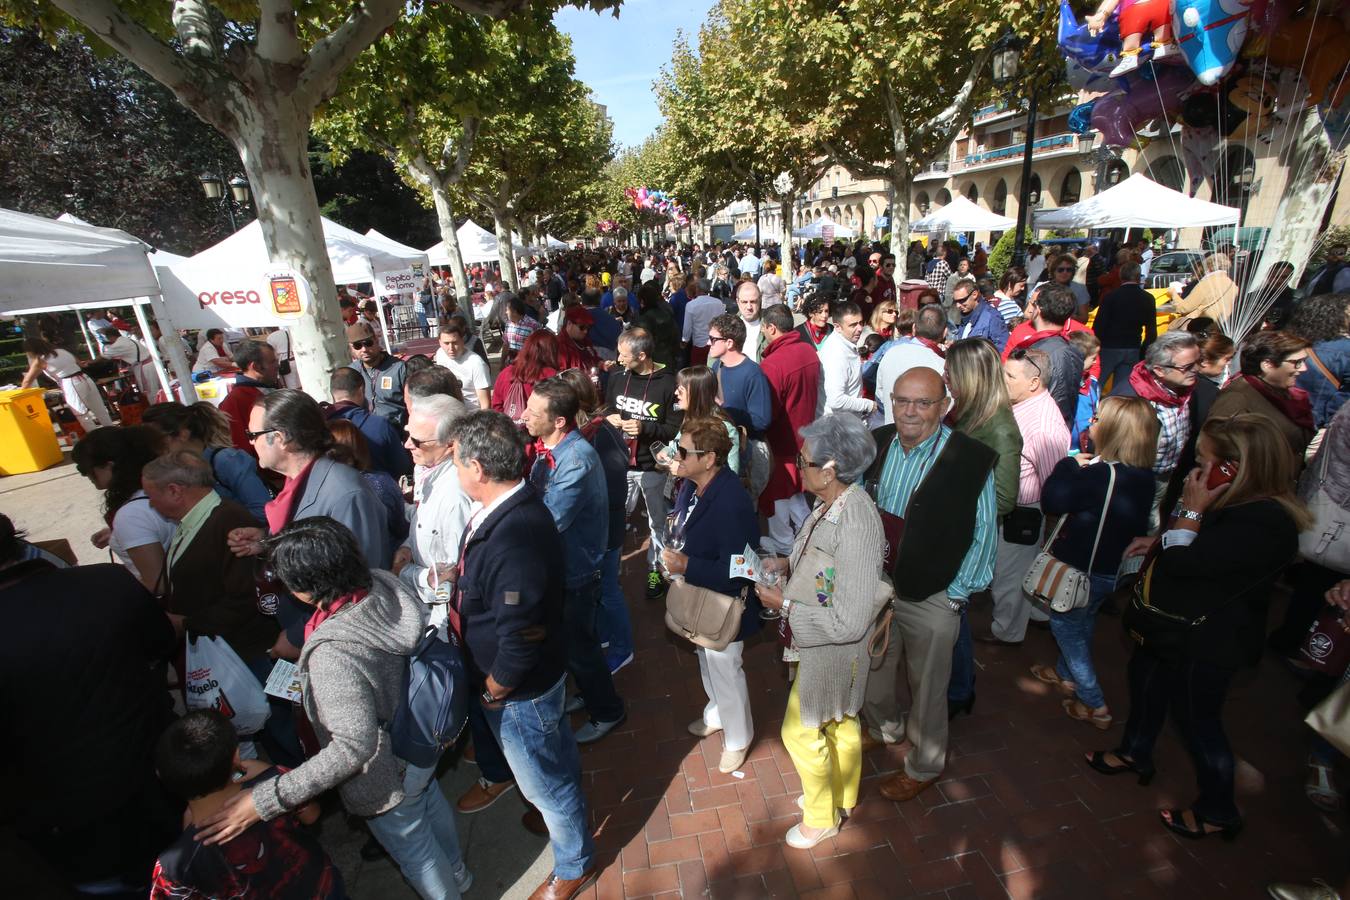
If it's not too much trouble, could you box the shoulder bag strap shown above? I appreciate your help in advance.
[1306,348,1340,391]
[1083,462,1117,575]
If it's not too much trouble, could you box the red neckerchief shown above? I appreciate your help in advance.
[1007,327,1064,355]
[1127,362,1192,408]
[914,336,947,359]
[1242,375,1314,431]
[264,458,317,534]
[804,320,829,346]
[533,439,557,470]
[304,588,369,641]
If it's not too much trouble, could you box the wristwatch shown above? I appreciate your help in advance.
[1177,508,1203,523]
[480,688,497,706]
[780,596,793,615]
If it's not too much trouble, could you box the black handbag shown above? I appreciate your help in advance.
[1002,505,1043,545]
[1123,557,1281,662]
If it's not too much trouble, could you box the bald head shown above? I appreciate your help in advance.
[891,367,948,449]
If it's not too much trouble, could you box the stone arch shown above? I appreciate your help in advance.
[992,179,1008,216]
[935,188,951,206]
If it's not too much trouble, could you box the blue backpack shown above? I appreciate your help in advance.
[390,626,469,768]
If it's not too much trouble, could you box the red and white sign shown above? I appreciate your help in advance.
[157,264,313,329]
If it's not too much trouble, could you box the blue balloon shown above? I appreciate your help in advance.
[1058,0,1122,73]
[1069,100,1098,135]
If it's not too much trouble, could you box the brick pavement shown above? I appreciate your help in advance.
[569,541,1346,899]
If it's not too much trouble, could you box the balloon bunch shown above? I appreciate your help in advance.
[596,219,620,234]
[624,187,691,226]
[1058,0,1350,193]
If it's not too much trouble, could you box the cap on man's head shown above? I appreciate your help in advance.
[346,321,376,343]
[564,306,595,326]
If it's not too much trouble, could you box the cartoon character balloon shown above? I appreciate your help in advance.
[1089,0,1178,77]
[1174,0,1253,86]
[1091,64,1195,147]
[1059,0,1123,73]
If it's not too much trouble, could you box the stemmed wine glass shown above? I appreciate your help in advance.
[664,511,686,584]
[757,545,788,620]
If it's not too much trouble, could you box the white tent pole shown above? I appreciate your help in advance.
[132,299,171,400]
[374,291,391,353]
[148,293,199,402]
[76,313,96,360]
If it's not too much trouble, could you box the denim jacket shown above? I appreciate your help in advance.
[531,429,608,587]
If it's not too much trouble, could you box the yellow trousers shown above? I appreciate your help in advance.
[780,679,862,829]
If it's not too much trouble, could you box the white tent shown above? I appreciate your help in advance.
[544,235,570,250]
[426,220,502,266]
[1033,173,1240,230]
[731,223,776,241]
[0,209,193,400]
[793,216,856,240]
[910,195,1015,233]
[364,228,432,262]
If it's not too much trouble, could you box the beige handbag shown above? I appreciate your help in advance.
[1023,462,1116,613]
[665,580,746,651]
[1306,677,1350,758]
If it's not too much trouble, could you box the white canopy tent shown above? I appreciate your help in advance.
[910,195,1016,233]
[426,220,507,266]
[363,228,431,261]
[161,217,425,353]
[1032,173,1241,230]
[731,223,777,241]
[793,216,856,240]
[544,235,570,250]
[0,209,193,401]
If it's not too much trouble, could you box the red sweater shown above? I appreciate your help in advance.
[217,383,263,458]
[758,331,822,515]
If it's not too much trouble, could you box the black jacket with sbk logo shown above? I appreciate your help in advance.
[603,363,682,472]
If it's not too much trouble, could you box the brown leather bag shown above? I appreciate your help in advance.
[665,580,746,651]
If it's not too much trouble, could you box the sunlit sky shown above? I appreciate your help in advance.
[554,0,717,149]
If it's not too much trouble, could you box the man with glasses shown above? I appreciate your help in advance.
[1003,283,1085,427]
[346,321,409,428]
[952,281,1009,353]
[872,253,898,311]
[1109,330,1200,529]
[862,367,998,802]
[873,305,948,425]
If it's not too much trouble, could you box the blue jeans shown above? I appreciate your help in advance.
[467,700,514,785]
[366,759,464,900]
[481,676,594,879]
[1098,347,1139,392]
[595,546,633,660]
[1049,573,1116,710]
[565,575,624,722]
[948,609,975,704]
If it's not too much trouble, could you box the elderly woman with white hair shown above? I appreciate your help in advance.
[756,414,890,851]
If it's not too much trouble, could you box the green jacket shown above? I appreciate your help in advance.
[957,404,1023,517]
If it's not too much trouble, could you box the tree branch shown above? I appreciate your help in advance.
[256,0,302,65]
[298,0,403,109]
[821,139,886,180]
[922,47,993,138]
[52,0,208,100]
[171,0,216,59]
[439,116,480,185]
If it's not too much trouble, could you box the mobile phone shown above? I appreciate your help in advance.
[1206,458,1239,490]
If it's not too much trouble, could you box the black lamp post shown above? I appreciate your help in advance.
[199,172,252,232]
[992,32,1037,269]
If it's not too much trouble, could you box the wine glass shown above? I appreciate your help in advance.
[664,530,686,584]
[757,545,788,620]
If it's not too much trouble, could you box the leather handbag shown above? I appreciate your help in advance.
[1299,606,1350,675]
[1002,505,1044,545]
[1306,677,1350,758]
[1298,445,1350,574]
[1023,462,1116,614]
[665,580,746,652]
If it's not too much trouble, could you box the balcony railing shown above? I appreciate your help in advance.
[973,101,1015,124]
[958,133,1077,169]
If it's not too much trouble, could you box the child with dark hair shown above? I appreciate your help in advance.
[150,710,343,899]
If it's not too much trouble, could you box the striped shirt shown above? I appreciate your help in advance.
[1012,390,1070,505]
[874,425,998,602]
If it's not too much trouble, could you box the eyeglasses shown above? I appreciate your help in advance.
[675,445,710,460]
[890,397,942,411]
[796,452,824,469]
[1283,356,1309,369]
[1054,266,1075,274]
[406,434,439,449]
[572,324,591,332]
[244,428,278,442]
[350,338,376,350]
[1159,361,1199,374]
[882,308,898,316]
[708,334,734,344]
[883,262,896,269]
[1009,348,1042,378]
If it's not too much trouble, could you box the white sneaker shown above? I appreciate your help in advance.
[785,822,840,850]
[1151,41,1170,60]
[1109,51,1140,78]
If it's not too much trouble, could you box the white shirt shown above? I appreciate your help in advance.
[757,272,786,306]
[111,491,176,583]
[44,347,83,378]
[399,459,472,631]
[1025,254,1046,288]
[875,340,946,425]
[742,318,763,362]
[682,295,725,348]
[818,330,874,419]
[433,347,492,411]
[1140,248,1154,280]
[739,253,762,277]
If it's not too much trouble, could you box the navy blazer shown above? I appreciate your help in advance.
[672,467,763,641]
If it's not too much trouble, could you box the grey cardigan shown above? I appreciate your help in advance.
[252,570,425,820]
[784,484,891,728]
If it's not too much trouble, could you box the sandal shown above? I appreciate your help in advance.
[1030,664,1076,696]
[1084,750,1154,785]
[1306,756,1343,814]
[1159,808,1242,842]
[1063,698,1113,730]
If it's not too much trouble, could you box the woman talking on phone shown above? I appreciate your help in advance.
[1085,414,1308,841]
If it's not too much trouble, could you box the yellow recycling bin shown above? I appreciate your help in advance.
[0,388,63,476]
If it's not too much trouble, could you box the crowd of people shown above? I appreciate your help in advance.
[6,233,1350,900]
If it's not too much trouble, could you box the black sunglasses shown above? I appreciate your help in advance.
[406,434,438,448]
[676,445,710,460]
[1009,347,1042,378]
[244,427,278,442]
[350,338,376,350]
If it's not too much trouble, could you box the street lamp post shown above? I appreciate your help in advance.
[199,173,252,232]
[992,33,1036,270]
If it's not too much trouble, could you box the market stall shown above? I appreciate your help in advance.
[793,216,856,240]
[910,195,1016,234]
[1032,173,1240,231]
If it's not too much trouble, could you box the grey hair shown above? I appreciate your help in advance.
[798,415,877,484]
[612,286,629,301]
[142,450,215,489]
[1144,330,1198,368]
[449,410,525,482]
[619,326,655,360]
[410,393,468,444]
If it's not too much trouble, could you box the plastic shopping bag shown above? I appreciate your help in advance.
[185,633,271,735]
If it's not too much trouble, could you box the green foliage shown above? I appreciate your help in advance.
[987,227,1034,279]
[310,142,439,249]
[1311,226,1350,266]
